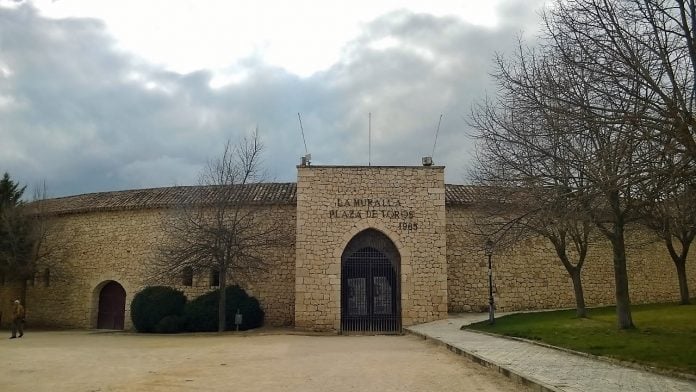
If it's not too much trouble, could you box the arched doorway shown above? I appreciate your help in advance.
[97,281,126,329]
[341,229,401,333]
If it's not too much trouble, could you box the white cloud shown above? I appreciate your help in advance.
[0,1,545,196]
[21,0,513,79]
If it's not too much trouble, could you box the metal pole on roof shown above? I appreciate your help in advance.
[369,112,372,166]
[298,113,308,155]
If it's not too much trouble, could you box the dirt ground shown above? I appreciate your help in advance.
[0,330,530,392]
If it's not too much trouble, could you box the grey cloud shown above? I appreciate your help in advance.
[299,10,537,176]
[0,2,543,197]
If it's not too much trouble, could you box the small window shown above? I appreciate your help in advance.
[182,267,193,286]
[210,268,220,287]
[28,274,35,287]
[44,268,50,287]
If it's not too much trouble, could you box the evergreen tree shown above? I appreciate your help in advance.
[0,173,58,305]
[0,172,26,209]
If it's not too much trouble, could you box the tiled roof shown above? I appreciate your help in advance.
[36,183,477,215]
[444,184,481,205]
[37,183,297,216]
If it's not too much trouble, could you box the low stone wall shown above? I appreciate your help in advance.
[0,205,296,330]
[447,206,696,312]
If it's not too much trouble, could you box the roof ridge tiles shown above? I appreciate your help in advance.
[34,182,475,216]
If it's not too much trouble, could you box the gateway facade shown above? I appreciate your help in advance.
[295,166,447,331]
[0,166,693,332]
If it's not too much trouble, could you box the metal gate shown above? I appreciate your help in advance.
[341,229,401,333]
[97,281,126,329]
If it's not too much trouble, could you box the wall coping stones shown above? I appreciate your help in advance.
[32,181,480,216]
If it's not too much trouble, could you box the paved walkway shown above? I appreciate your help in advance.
[406,313,696,392]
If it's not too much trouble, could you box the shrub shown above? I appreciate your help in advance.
[155,315,186,334]
[236,296,264,330]
[184,285,264,332]
[131,286,187,333]
[183,291,218,332]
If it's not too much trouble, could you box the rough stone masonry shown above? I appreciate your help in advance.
[0,165,693,332]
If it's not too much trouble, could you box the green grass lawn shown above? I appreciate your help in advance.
[466,301,696,375]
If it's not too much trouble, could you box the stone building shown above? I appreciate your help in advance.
[0,165,693,332]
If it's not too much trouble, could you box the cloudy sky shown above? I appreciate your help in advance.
[0,0,546,197]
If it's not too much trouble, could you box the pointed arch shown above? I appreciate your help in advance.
[341,228,401,333]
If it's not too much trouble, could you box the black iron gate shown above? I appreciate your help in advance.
[341,229,401,333]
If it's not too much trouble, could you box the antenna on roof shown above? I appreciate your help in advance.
[422,114,443,167]
[297,113,308,155]
[297,113,311,167]
[368,112,372,166]
[432,113,443,158]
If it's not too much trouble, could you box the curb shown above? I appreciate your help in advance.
[404,328,565,392]
[463,328,696,383]
[87,327,338,337]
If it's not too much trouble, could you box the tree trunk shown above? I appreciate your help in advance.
[218,267,227,332]
[666,237,691,305]
[674,259,691,305]
[569,268,587,318]
[611,228,634,329]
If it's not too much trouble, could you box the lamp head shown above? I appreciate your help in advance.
[484,239,494,256]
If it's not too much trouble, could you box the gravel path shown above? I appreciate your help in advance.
[0,330,531,392]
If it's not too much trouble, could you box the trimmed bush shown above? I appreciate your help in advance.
[155,315,186,334]
[131,286,187,333]
[183,290,218,332]
[184,285,264,332]
[236,296,264,330]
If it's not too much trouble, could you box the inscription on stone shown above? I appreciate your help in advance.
[328,197,418,230]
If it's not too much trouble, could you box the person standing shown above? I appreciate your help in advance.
[10,299,24,339]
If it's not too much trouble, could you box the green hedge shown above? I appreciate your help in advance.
[183,289,219,332]
[155,315,186,333]
[131,285,264,333]
[184,285,264,332]
[130,286,187,333]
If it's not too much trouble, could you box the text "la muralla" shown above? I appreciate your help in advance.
[329,198,415,220]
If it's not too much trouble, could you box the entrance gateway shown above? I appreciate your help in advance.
[295,166,448,333]
[341,229,401,333]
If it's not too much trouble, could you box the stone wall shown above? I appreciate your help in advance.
[447,206,696,312]
[3,176,693,332]
[295,166,447,331]
[0,205,296,329]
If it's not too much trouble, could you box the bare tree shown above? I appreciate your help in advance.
[544,0,696,163]
[528,0,696,328]
[471,53,594,318]
[155,131,291,332]
[469,188,594,318]
[471,30,662,328]
[638,166,696,304]
[541,0,696,310]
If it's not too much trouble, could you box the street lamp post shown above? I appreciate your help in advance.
[485,239,495,325]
